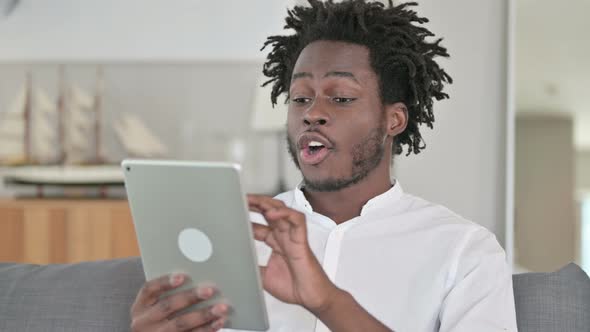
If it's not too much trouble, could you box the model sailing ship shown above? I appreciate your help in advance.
[0,68,167,189]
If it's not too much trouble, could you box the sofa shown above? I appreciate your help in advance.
[0,258,588,332]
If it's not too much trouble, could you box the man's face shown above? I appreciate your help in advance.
[286,40,389,192]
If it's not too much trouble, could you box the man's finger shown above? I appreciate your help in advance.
[132,273,187,314]
[259,265,267,278]
[261,228,283,254]
[189,316,227,332]
[140,286,216,324]
[248,195,305,230]
[263,208,308,244]
[271,218,291,233]
[264,207,306,229]
[248,194,285,212]
[161,303,229,332]
[252,222,283,252]
[252,223,270,241]
[249,199,278,213]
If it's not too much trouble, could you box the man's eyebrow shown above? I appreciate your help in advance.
[323,71,359,83]
[291,71,360,84]
[292,72,313,81]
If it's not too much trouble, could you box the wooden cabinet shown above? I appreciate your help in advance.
[0,199,139,264]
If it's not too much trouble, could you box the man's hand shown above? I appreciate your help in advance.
[248,194,340,315]
[130,274,229,332]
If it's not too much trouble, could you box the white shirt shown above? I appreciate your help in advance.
[229,182,518,332]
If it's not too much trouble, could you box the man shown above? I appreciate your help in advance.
[130,1,518,331]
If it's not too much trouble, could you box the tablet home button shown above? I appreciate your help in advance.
[178,228,213,262]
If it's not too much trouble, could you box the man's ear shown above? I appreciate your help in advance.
[385,102,408,137]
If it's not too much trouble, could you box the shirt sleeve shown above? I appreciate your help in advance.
[438,228,518,332]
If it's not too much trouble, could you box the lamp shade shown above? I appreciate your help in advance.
[250,77,287,132]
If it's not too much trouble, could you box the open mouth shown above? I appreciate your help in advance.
[300,140,331,165]
[308,141,325,155]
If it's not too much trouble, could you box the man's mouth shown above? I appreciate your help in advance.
[297,134,333,166]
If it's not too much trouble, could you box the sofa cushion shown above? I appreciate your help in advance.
[0,257,145,332]
[1,258,589,332]
[513,263,590,332]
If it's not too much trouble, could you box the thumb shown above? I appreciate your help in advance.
[258,266,270,290]
[259,265,267,277]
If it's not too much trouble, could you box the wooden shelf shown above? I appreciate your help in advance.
[0,199,139,264]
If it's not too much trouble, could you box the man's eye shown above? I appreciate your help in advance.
[333,97,357,104]
[292,97,311,104]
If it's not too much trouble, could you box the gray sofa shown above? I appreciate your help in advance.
[0,258,589,332]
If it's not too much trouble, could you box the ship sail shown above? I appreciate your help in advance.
[64,85,96,165]
[0,86,27,163]
[31,88,60,164]
[114,113,167,158]
[2,70,167,166]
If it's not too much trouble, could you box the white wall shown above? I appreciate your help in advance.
[0,0,291,62]
[394,0,509,246]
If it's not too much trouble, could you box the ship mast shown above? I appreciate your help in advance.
[94,66,104,163]
[57,65,66,164]
[23,71,32,163]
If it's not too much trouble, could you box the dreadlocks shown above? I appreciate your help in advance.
[261,0,452,155]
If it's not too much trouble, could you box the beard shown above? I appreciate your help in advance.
[287,126,386,192]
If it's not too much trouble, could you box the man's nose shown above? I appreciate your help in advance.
[303,99,330,126]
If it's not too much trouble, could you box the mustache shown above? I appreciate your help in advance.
[288,129,334,149]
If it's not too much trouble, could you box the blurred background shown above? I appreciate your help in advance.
[514,0,590,273]
[1,0,585,275]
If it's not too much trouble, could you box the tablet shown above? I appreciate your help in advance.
[122,159,269,331]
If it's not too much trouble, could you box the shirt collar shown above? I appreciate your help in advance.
[292,180,404,216]
[294,182,313,213]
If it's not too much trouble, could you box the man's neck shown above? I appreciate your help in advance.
[302,164,392,225]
